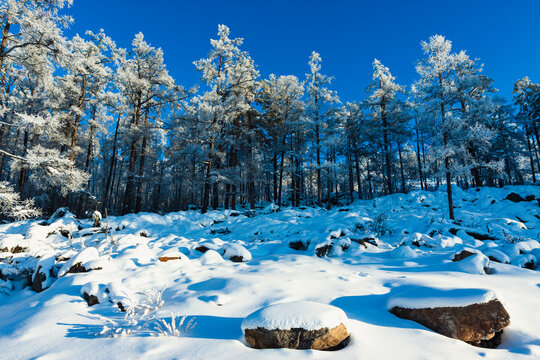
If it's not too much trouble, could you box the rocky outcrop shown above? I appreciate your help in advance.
[390,299,510,348]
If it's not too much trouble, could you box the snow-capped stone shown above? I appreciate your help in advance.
[58,247,100,277]
[387,287,497,310]
[452,248,481,262]
[388,287,510,348]
[483,248,510,264]
[242,301,348,331]
[510,254,536,269]
[81,282,107,306]
[315,240,333,257]
[242,301,349,350]
[220,243,251,262]
[452,253,490,274]
[92,211,102,228]
[31,254,56,292]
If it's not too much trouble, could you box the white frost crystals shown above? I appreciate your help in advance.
[0,181,40,220]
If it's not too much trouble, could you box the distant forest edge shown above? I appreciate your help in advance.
[0,1,539,221]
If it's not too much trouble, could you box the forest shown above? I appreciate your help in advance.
[1,0,539,221]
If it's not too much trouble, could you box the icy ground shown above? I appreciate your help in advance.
[1,185,540,359]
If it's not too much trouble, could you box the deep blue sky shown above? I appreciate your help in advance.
[64,0,540,102]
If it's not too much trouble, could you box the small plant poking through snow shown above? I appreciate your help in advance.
[104,209,118,259]
[155,313,196,336]
[96,287,195,338]
[369,212,390,236]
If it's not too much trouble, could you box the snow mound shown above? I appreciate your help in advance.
[58,247,100,277]
[241,301,348,331]
[200,250,224,265]
[387,287,497,310]
[221,243,252,262]
[391,246,418,258]
[483,248,510,264]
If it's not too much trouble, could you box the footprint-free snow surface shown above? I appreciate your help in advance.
[1,185,540,359]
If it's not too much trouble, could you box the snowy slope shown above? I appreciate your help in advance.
[0,185,539,359]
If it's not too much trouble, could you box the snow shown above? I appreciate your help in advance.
[452,253,490,275]
[241,301,348,331]
[0,185,540,359]
[200,250,224,265]
[387,287,497,310]
[57,247,100,277]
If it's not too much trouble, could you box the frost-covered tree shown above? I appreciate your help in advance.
[192,25,259,213]
[117,33,182,214]
[258,74,304,206]
[365,59,406,194]
[514,77,540,182]
[304,51,339,204]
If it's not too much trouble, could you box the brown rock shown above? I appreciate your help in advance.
[229,255,244,262]
[505,192,525,203]
[244,323,349,350]
[195,246,209,253]
[83,292,99,306]
[390,299,510,348]
[452,250,476,262]
[31,265,46,293]
[315,244,333,257]
[289,240,309,251]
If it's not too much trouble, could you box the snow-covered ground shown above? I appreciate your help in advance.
[1,185,540,359]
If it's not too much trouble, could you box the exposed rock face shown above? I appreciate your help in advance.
[505,192,525,203]
[452,250,477,262]
[315,244,332,257]
[289,240,309,251]
[83,292,99,306]
[195,246,209,253]
[244,323,349,350]
[390,299,510,348]
[31,265,47,293]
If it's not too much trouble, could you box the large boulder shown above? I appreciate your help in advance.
[388,287,510,348]
[241,301,349,350]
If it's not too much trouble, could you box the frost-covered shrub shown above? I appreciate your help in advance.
[96,287,195,338]
[0,182,41,220]
[155,313,196,336]
[369,212,390,236]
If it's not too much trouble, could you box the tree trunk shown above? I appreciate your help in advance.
[381,99,393,194]
[414,114,424,190]
[526,130,537,183]
[398,141,406,193]
[135,110,150,213]
[103,114,121,211]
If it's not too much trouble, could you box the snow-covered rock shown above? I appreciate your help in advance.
[220,243,251,262]
[388,287,510,347]
[242,301,349,350]
[31,253,56,292]
[58,247,100,277]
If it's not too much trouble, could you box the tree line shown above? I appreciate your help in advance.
[0,0,539,221]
